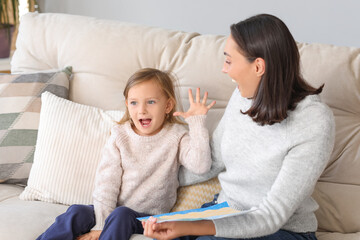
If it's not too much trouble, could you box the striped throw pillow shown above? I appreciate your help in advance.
[20,92,124,205]
[0,67,72,184]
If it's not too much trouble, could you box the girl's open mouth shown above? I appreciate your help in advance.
[139,118,151,127]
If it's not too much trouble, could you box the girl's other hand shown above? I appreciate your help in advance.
[174,88,216,119]
[76,230,101,240]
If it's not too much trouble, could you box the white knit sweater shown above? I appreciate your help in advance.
[180,88,335,238]
[91,115,211,230]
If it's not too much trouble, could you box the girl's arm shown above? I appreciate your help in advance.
[91,127,123,231]
[178,111,226,186]
[179,88,239,186]
[176,88,215,174]
[178,88,227,186]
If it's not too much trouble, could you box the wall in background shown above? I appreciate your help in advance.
[37,0,359,48]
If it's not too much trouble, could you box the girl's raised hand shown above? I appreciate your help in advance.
[173,88,216,119]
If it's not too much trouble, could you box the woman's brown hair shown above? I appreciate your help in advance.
[118,68,184,125]
[230,14,323,125]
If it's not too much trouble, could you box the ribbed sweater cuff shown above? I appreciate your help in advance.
[92,214,105,230]
[91,224,104,231]
[184,115,207,126]
[92,201,107,231]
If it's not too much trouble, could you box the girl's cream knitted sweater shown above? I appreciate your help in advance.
[92,115,211,230]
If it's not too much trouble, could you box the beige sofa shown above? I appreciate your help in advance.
[0,12,359,240]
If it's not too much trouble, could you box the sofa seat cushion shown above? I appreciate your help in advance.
[316,232,360,240]
[313,182,360,233]
[0,185,68,240]
[0,184,150,240]
[0,183,23,201]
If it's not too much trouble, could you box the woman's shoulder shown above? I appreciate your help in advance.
[288,94,335,134]
[227,87,252,110]
[293,95,333,118]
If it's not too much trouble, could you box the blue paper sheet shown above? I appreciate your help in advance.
[137,202,255,223]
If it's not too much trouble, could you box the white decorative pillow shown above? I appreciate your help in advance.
[20,92,124,205]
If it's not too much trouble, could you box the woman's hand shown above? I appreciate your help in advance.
[142,217,188,240]
[174,88,216,119]
[142,217,216,240]
[76,230,101,240]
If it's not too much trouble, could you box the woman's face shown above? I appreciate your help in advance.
[222,35,262,98]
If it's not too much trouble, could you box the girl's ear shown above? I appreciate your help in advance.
[125,100,128,107]
[255,57,265,77]
[165,99,175,114]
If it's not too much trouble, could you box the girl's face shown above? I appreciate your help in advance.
[126,79,174,136]
[222,35,262,98]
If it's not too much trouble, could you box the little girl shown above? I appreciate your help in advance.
[36,68,216,240]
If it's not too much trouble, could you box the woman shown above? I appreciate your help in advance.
[143,14,335,240]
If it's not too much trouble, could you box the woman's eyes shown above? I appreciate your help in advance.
[130,101,137,105]
[225,60,231,65]
[147,100,156,104]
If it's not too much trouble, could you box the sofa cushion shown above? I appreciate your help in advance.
[171,177,221,212]
[0,68,71,184]
[20,92,124,205]
[0,183,23,202]
[12,12,232,134]
[316,232,360,240]
[0,192,68,240]
[313,183,360,233]
[298,43,360,233]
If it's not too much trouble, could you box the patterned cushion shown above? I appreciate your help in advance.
[171,177,221,212]
[20,92,124,205]
[0,67,72,184]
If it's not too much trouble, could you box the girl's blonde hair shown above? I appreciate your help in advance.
[118,68,184,125]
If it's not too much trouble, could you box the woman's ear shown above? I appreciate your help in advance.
[255,58,265,77]
[166,99,175,114]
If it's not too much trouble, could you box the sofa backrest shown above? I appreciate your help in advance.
[298,42,360,233]
[11,12,360,233]
[11,12,232,133]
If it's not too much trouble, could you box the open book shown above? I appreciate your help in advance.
[137,202,256,223]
